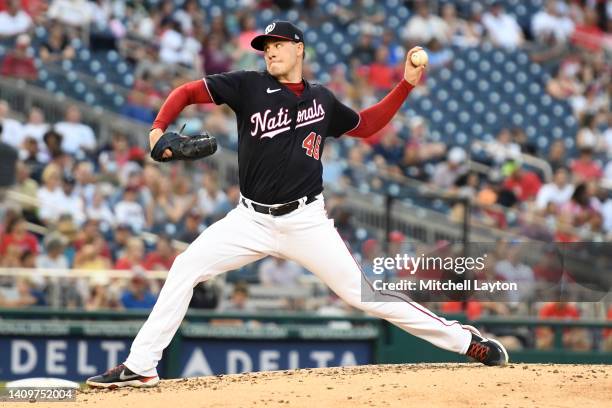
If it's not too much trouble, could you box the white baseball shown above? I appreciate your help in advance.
[410,49,428,67]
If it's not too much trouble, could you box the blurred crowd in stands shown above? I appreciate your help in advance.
[0,0,610,350]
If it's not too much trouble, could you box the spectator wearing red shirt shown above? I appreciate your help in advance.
[532,248,564,283]
[570,7,607,52]
[441,301,483,320]
[0,216,38,256]
[0,0,45,18]
[570,148,603,182]
[237,15,258,52]
[72,219,112,260]
[143,235,177,271]
[364,46,401,93]
[114,237,146,270]
[0,33,37,80]
[539,302,580,319]
[537,302,591,351]
[502,161,542,201]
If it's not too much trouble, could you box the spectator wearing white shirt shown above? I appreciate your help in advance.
[604,160,612,184]
[601,197,612,234]
[37,163,67,224]
[198,172,228,220]
[482,2,524,50]
[59,176,86,226]
[86,189,115,228]
[36,172,86,226]
[604,123,612,158]
[485,128,522,165]
[258,257,304,287]
[0,100,24,149]
[531,0,575,44]
[0,0,32,38]
[22,107,50,149]
[535,167,575,211]
[431,146,469,189]
[173,0,204,36]
[495,244,535,302]
[47,0,93,28]
[73,161,97,205]
[36,233,69,270]
[114,187,146,233]
[402,1,450,45]
[158,18,200,68]
[54,105,96,156]
[577,114,606,153]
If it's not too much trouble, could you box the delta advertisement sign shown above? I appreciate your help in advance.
[0,337,372,381]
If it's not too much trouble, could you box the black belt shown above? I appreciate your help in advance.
[241,195,318,216]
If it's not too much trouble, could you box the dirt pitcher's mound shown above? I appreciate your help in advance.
[18,364,612,408]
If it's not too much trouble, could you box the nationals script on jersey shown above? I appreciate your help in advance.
[204,70,359,204]
[251,99,327,139]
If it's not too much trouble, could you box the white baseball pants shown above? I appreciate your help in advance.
[125,195,472,376]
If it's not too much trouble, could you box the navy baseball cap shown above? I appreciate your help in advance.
[251,21,304,51]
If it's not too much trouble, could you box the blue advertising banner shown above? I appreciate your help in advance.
[0,337,140,381]
[0,337,372,381]
[179,340,372,377]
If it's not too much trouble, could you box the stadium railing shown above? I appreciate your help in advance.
[0,76,146,145]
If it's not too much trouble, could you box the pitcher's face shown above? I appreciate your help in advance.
[264,39,302,78]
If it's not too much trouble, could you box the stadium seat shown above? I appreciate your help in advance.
[461,90,475,103]
[491,70,503,83]
[45,80,56,92]
[74,82,85,94]
[503,81,516,94]
[537,136,549,149]
[488,92,501,104]
[465,69,477,82]
[512,113,525,126]
[477,79,490,92]
[431,109,444,123]
[484,112,498,125]
[472,101,485,114]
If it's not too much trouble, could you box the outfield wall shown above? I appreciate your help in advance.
[0,309,610,381]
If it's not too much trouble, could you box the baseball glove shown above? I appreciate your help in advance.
[150,131,217,162]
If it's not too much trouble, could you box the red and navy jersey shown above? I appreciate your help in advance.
[204,70,359,205]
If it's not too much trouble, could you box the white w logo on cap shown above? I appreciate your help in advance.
[265,23,276,34]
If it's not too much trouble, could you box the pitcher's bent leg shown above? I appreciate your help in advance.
[125,208,270,376]
[281,215,471,354]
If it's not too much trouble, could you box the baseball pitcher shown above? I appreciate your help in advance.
[87,21,508,388]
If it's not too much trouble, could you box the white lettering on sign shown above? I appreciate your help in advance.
[310,351,334,367]
[11,340,37,374]
[227,350,253,374]
[259,350,280,371]
[340,351,357,366]
[182,348,213,377]
[46,340,67,375]
[100,341,125,369]
[77,341,96,375]
[288,350,300,369]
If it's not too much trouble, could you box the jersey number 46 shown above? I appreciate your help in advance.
[302,132,322,160]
